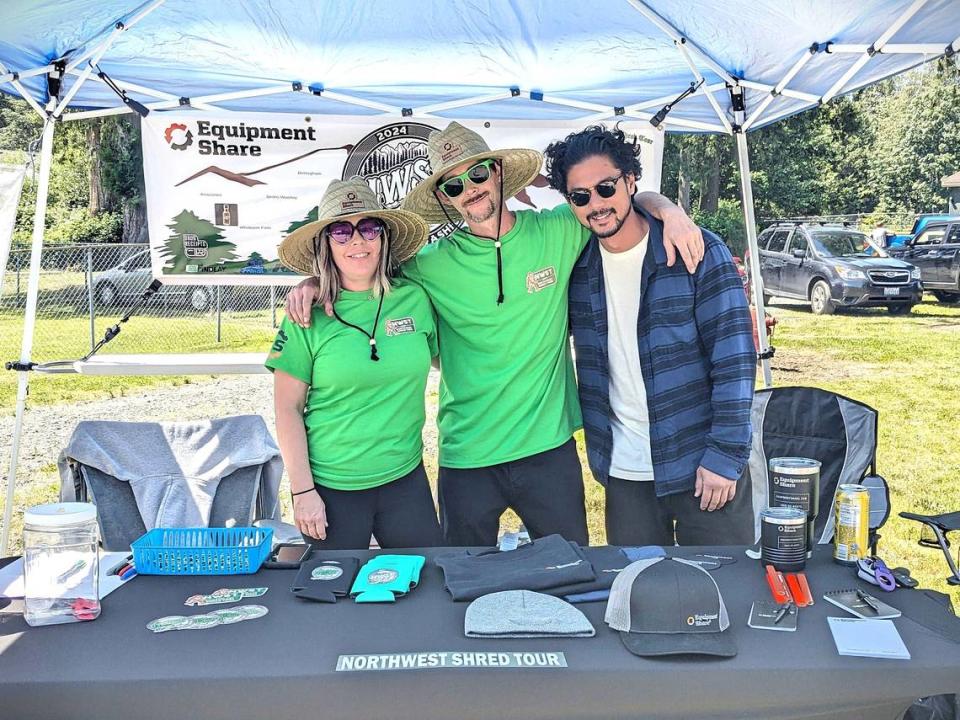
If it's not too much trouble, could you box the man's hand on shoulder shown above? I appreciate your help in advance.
[634,191,704,274]
[284,277,331,327]
[660,204,704,274]
[694,465,737,511]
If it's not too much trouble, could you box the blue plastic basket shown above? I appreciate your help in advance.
[131,527,273,575]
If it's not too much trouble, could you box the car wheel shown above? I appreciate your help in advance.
[96,282,118,307]
[189,287,211,312]
[809,281,835,315]
[887,303,914,315]
[932,290,960,304]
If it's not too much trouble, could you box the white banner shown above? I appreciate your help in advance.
[142,112,663,285]
[0,163,27,298]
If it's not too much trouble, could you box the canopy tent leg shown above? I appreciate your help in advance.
[733,127,773,388]
[1,108,55,556]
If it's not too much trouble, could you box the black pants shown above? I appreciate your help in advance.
[301,463,443,550]
[605,473,755,546]
[438,438,589,547]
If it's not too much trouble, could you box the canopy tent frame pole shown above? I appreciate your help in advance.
[674,40,733,134]
[742,44,822,132]
[624,0,738,86]
[822,0,930,104]
[1,102,55,556]
[729,85,772,388]
[0,61,47,120]
[0,65,55,84]
[65,67,222,112]
[62,0,167,74]
[54,0,169,118]
[415,91,517,116]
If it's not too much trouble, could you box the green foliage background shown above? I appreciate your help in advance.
[661,59,960,235]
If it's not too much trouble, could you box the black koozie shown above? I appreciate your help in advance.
[292,557,360,602]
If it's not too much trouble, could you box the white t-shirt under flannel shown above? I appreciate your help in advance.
[599,236,654,482]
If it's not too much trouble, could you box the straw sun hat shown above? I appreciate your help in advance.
[401,121,543,224]
[278,178,429,275]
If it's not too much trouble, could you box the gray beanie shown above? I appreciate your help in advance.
[465,590,595,638]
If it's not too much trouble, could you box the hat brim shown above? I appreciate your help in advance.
[278,208,429,276]
[401,148,544,224]
[619,630,738,658]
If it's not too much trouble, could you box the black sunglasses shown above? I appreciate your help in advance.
[566,173,624,207]
[437,159,496,199]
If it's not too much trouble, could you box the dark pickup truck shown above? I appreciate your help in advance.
[887,220,960,303]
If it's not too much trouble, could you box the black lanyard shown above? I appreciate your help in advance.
[332,292,385,361]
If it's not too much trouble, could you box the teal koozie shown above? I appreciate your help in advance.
[351,555,425,603]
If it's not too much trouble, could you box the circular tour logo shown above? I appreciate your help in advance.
[342,122,461,242]
[164,123,194,151]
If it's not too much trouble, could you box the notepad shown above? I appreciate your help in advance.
[823,588,901,619]
[827,616,910,659]
[748,600,798,631]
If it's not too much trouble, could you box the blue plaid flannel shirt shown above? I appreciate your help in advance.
[568,206,756,496]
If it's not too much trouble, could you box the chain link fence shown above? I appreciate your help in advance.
[1,243,292,364]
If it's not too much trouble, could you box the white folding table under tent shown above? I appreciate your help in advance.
[1,0,959,553]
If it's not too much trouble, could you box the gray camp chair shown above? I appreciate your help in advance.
[58,415,294,551]
[748,386,891,551]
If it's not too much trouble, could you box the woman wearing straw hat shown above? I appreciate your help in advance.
[267,178,443,549]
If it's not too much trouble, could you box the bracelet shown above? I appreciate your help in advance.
[291,487,316,497]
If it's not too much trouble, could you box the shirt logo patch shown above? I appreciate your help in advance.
[526,266,557,293]
[385,317,416,336]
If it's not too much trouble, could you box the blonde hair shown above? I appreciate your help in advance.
[312,223,393,308]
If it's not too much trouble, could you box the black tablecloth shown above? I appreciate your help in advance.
[1,546,959,720]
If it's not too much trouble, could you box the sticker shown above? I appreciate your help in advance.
[147,616,191,633]
[187,614,223,630]
[238,604,269,620]
[525,266,557,293]
[312,566,344,581]
[385,317,416,336]
[367,568,399,585]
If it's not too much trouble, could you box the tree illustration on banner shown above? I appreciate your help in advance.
[160,209,238,273]
[285,206,319,235]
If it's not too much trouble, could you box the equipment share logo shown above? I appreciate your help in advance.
[164,122,194,151]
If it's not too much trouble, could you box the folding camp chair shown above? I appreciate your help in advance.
[748,386,891,551]
[58,415,291,551]
[899,510,960,586]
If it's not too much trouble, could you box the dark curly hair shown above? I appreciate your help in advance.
[544,125,643,196]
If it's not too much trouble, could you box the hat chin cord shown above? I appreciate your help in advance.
[435,169,505,305]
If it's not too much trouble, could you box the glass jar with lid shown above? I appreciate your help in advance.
[23,502,100,626]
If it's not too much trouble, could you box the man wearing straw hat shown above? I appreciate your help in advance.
[286,122,703,547]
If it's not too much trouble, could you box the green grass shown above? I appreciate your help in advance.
[757,297,960,605]
[0,312,277,411]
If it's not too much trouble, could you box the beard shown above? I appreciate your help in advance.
[588,207,628,239]
[461,192,497,224]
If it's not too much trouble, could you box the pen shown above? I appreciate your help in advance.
[856,589,880,613]
[108,555,134,576]
[773,603,791,625]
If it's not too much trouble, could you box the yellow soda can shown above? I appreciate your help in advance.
[833,484,870,565]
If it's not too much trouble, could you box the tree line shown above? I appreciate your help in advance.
[1,58,958,255]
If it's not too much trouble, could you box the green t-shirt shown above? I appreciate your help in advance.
[265,278,437,490]
[403,204,590,468]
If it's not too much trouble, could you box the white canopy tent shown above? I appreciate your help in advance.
[1,0,959,553]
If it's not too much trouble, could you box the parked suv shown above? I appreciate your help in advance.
[887,220,960,303]
[756,223,922,315]
[93,250,212,311]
